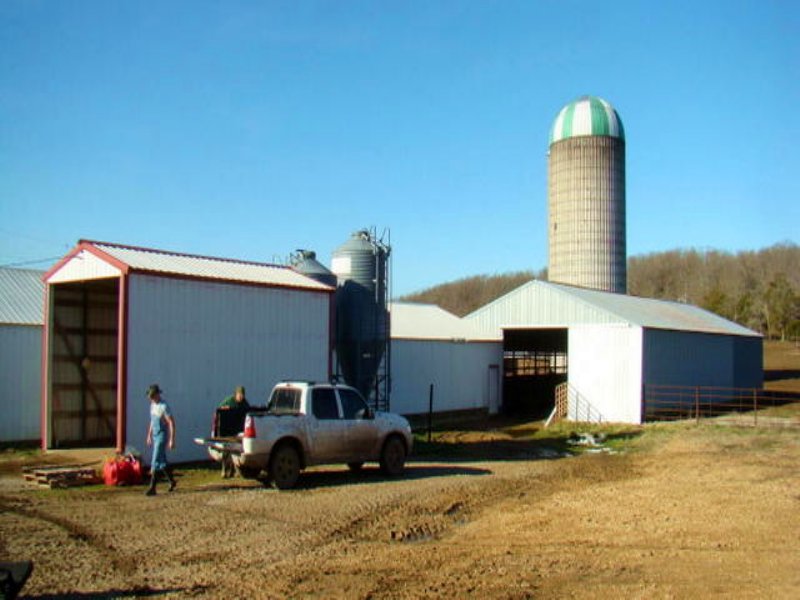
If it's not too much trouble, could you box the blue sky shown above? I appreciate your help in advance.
[1,1,797,296]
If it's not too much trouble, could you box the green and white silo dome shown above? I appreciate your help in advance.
[547,96,626,293]
[550,95,625,145]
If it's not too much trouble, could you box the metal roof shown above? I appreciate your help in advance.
[48,240,334,292]
[0,267,45,325]
[466,280,760,338]
[550,96,625,144]
[390,302,500,342]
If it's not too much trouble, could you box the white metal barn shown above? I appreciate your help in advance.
[42,240,333,462]
[466,280,763,423]
[0,268,45,442]
[389,302,502,416]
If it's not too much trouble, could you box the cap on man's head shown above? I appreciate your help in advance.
[235,386,246,395]
[146,384,162,398]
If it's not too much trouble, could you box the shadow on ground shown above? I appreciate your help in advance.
[764,369,800,381]
[190,463,494,493]
[26,584,209,599]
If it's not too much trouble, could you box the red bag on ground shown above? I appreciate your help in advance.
[103,456,143,486]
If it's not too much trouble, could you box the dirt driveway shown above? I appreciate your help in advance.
[1,423,799,599]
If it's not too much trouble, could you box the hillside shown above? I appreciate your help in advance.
[399,243,800,339]
[400,270,540,318]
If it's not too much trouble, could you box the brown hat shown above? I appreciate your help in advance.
[146,384,162,398]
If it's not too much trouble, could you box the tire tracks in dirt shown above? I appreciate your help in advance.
[0,495,136,576]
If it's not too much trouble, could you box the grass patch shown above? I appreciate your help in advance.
[412,419,645,460]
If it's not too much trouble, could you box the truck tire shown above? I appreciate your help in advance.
[269,444,301,490]
[379,435,406,476]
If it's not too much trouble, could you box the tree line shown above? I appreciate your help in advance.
[399,243,800,340]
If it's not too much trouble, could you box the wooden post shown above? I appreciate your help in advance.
[695,387,700,424]
[753,388,758,427]
[428,384,434,443]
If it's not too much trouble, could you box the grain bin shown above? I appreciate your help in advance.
[548,95,626,293]
[290,250,337,288]
[331,230,390,407]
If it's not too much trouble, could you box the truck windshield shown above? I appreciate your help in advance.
[267,388,301,415]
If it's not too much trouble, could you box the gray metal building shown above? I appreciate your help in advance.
[466,280,762,423]
[390,302,502,416]
[549,96,626,293]
[42,240,333,462]
[0,267,45,442]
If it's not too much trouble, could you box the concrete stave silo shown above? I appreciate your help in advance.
[548,96,626,293]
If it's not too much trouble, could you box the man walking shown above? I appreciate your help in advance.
[145,384,177,496]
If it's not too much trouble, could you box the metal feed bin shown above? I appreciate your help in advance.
[331,230,390,409]
[290,250,338,288]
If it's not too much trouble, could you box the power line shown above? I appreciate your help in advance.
[0,256,62,269]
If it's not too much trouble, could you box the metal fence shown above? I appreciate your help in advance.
[642,385,800,428]
[546,383,605,427]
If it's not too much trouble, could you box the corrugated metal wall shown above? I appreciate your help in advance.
[0,325,42,441]
[643,329,761,389]
[467,281,621,333]
[568,325,643,423]
[733,336,764,388]
[391,339,502,415]
[125,275,331,463]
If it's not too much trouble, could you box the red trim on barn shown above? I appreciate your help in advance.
[77,240,131,274]
[40,284,50,450]
[49,239,334,296]
[80,239,297,271]
[42,245,83,282]
[116,274,129,453]
[42,240,130,281]
[126,269,334,296]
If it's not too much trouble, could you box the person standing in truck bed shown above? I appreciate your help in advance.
[218,386,250,478]
[219,385,250,411]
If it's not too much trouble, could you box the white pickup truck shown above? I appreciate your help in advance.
[196,381,413,489]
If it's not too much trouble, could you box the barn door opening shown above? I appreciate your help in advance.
[502,328,567,418]
[49,279,119,448]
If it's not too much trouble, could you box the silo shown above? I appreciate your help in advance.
[289,250,337,288]
[331,230,390,407]
[548,96,626,293]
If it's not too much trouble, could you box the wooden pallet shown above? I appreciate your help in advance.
[22,464,101,489]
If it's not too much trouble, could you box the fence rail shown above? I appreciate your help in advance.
[546,383,605,427]
[643,385,800,427]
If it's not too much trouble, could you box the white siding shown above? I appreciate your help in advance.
[47,250,121,283]
[467,281,620,334]
[125,274,330,463]
[0,325,42,441]
[390,302,499,341]
[568,325,643,424]
[467,280,759,337]
[391,339,502,415]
